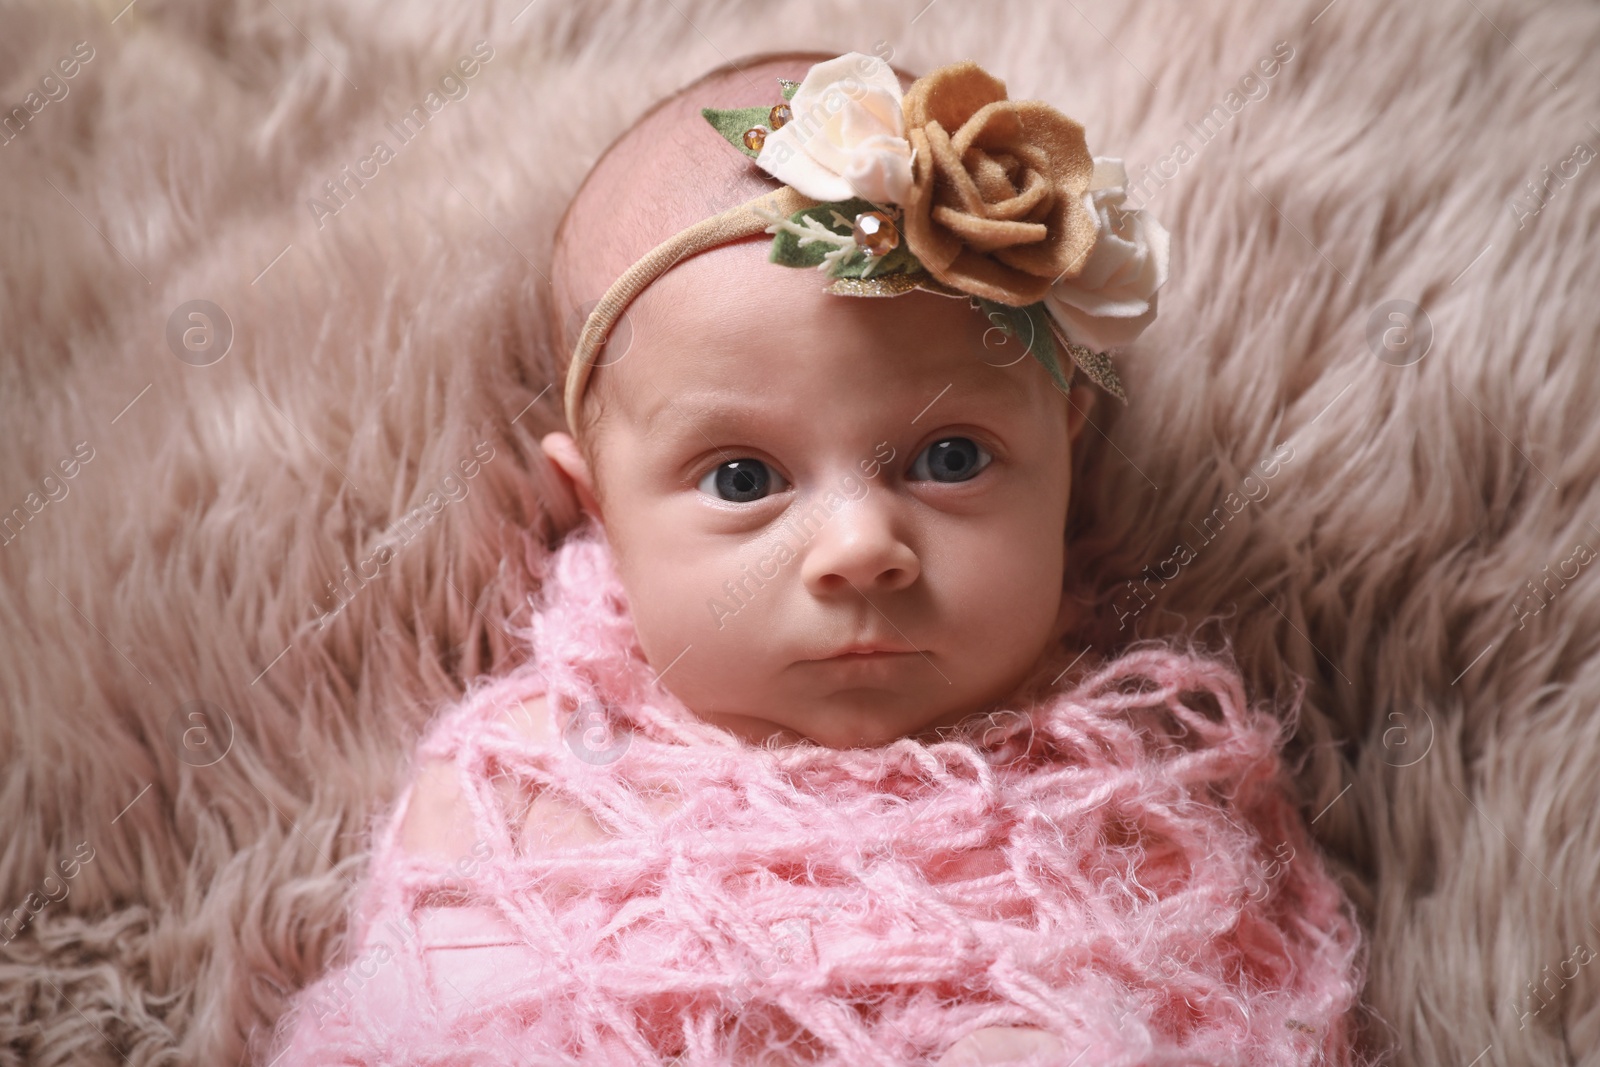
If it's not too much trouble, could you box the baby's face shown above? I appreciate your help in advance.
[546,242,1087,749]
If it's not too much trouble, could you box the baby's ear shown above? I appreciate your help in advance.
[1065,383,1097,446]
[539,432,603,523]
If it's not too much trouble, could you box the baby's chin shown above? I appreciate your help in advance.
[666,644,1062,750]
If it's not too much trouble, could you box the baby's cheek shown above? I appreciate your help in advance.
[625,566,764,701]
[943,525,1064,664]
[623,576,697,663]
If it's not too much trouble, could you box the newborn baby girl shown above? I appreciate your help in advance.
[266,51,1367,1066]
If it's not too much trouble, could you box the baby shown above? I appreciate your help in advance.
[266,51,1367,1067]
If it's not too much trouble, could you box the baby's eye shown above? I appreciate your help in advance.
[907,437,992,483]
[697,459,788,503]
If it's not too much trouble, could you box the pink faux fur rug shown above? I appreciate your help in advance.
[2,0,1598,1065]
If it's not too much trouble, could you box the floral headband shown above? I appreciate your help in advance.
[563,52,1170,435]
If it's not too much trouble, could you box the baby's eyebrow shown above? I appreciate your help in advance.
[636,369,1040,446]
[641,391,777,442]
[934,365,1036,411]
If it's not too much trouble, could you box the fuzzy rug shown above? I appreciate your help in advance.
[2,0,1598,1064]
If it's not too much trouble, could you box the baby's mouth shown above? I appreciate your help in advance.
[804,639,921,662]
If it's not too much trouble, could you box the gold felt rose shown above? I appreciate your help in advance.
[900,61,1101,307]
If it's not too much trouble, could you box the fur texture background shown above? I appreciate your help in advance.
[1,0,1597,1064]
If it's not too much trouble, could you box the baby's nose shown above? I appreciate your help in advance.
[796,493,920,595]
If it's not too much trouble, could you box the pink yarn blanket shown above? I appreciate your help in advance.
[267,527,1367,1066]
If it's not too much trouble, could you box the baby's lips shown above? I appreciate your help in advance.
[804,633,921,660]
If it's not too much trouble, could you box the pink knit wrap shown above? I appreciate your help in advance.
[268,526,1367,1066]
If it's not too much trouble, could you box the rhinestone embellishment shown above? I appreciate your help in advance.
[851,211,899,256]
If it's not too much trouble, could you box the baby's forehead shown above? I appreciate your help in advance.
[598,247,1043,432]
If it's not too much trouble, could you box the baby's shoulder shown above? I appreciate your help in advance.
[398,693,544,854]
[398,692,607,862]
[492,690,558,745]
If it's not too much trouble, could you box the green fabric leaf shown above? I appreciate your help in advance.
[970,298,1073,394]
[834,238,922,280]
[779,78,799,101]
[767,197,870,267]
[701,106,774,158]
[769,237,830,269]
[767,198,926,279]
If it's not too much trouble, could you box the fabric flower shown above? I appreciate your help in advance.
[899,61,1100,307]
[1044,157,1171,352]
[755,53,914,204]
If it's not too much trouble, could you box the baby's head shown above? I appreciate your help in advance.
[541,53,1105,749]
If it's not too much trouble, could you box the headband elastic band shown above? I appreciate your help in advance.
[564,185,817,436]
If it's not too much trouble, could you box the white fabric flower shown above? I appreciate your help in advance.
[755,53,914,204]
[1044,157,1171,353]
